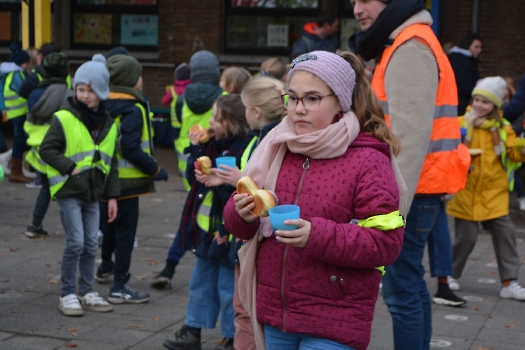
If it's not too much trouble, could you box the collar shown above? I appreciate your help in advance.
[389,10,433,40]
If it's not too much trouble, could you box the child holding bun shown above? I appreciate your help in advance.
[223,51,406,350]
[162,94,253,350]
[447,77,525,301]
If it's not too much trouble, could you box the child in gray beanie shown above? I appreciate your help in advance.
[39,53,119,317]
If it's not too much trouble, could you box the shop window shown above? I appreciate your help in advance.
[0,0,21,45]
[338,0,358,51]
[71,0,158,50]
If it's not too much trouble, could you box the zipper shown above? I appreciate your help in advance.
[281,156,310,332]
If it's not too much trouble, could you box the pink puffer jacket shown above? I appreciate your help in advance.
[224,132,404,350]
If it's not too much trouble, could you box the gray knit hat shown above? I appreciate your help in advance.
[189,50,220,84]
[74,54,110,100]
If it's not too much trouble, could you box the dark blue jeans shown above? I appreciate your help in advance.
[515,169,525,198]
[382,195,442,350]
[10,115,28,159]
[99,197,139,290]
[0,131,7,152]
[167,228,186,263]
[427,200,452,277]
[31,172,50,227]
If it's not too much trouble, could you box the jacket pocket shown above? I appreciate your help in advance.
[64,171,91,195]
[327,265,345,300]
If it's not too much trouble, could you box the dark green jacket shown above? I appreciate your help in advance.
[39,100,120,201]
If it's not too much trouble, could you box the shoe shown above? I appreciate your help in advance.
[214,337,234,350]
[25,224,49,238]
[518,198,525,211]
[433,284,466,306]
[448,277,460,291]
[108,284,150,304]
[94,267,114,284]
[79,292,113,312]
[58,294,83,316]
[163,325,201,350]
[25,178,42,189]
[500,281,525,300]
[151,263,176,289]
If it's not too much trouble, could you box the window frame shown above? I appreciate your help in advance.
[0,2,22,46]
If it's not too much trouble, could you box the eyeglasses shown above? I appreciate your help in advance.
[280,94,335,111]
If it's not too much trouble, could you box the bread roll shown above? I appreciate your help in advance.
[197,156,211,175]
[189,124,212,143]
[236,176,276,217]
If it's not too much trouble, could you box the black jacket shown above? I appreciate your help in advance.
[40,100,120,201]
[104,95,159,198]
[448,50,480,116]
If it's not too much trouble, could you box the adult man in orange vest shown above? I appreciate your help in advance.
[349,1,470,349]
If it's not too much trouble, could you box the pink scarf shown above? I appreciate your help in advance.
[238,111,407,349]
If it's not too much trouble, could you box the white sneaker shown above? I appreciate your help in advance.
[518,198,525,211]
[448,277,460,291]
[500,281,525,300]
[79,292,113,312]
[58,294,83,316]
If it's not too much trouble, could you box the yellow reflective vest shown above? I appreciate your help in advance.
[169,86,181,129]
[114,103,153,179]
[47,110,117,200]
[4,71,27,119]
[35,70,72,89]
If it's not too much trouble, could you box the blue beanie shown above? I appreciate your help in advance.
[189,50,220,84]
[8,43,30,66]
[74,54,110,100]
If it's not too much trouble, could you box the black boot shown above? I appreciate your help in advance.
[151,260,177,289]
[432,283,466,307]
[163,325,201,350]
[214,337,234,350]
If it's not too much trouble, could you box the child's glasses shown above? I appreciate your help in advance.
[280,94,335,110]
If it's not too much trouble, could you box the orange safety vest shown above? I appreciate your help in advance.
[371,24,470,195]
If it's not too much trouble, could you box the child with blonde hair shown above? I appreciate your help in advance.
[220,67,252,94]
[259,57,287,82]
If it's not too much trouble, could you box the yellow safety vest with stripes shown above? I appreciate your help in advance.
[35,70,72,89]
[47,110,117,200]
[169,86,181,129]
[24,117,53,174]
[4,71,27,119]
[499,121,521,191]
[114,103,153,179]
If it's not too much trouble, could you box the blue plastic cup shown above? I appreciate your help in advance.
[269,205,300,232]
[215,156,236,170]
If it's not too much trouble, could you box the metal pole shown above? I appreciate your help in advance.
[471,0,480,33]
[430,0,441,37]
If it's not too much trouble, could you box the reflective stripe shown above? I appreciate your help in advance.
[177,152,189,162]
[5,95,22,101]
[197,192,213,231]
[48,174,67,186]
[427,138,461,154]
[240,136,258,172]
[434,104,457,119]
[141,140,151,150]
[118,158,135,169]
[99,151,113,165]
[5,101,27,110]
[380,101,389,115]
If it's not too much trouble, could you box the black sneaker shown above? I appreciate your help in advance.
[25,224,48,238]
[433,284,467,307]
[108,284,150,304]
[214,337,234,350]
[94,267,114,284]
[163,325,201,350]
[151,264,175,289]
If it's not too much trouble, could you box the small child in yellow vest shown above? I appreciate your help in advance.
[39,54,119,316]
[447,76,525,300]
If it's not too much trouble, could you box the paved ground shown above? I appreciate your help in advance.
[1,147,525,350]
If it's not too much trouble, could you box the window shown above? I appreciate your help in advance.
[338,0,358,51]
[224,0,320,55]
[71,0,158,50]
[0,0,21,45]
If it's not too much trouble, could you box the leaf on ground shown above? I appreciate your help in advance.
[1,279,9,283]
[54,231,63,235]
[21,289,29,292]
[135,276,147,280]
[64,343,77,348]
[492,259,497,263]
[179,297,188,302]
[47,274,55,277]
[163,218,169,223]
[153,317,161,322]
[505,324,516,328]
[49,279,60,284]
[9,248,18,252]
[214,338,224,345]
[26,286,36,289]
[11,310,19,314]
[141,258,154,262]
[7,225,15,229]
[482,314,493,319]
[45,264,51,267]
[67,327,79,332]
[489,271,497,275]
[39,235,46,241]
[470,306,481,311]
[128,324,144,328]
[148,261,159,266]
[0,255,3,259]
[477,347,492,350]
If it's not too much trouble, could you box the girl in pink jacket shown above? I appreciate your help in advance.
[223,51,406,350]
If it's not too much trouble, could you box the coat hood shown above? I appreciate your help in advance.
[0,62,23,74]
[104,93,143,120]
[350,131,392,159]
[184,83,223,115]
[29,84,73,119]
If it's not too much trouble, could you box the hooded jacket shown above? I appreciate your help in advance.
[223,132,404,350]
[104,92,159,198]
[39,98,120,201]
[26,80,72,126]
[290,23,339,58]
[175,83,223,119]
[448,46,480,116]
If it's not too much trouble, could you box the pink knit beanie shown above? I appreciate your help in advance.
[287,51,356,112]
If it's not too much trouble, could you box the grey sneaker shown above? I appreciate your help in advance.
[79,292,113,312]
[25,224,49,238]
[108,284,150,304]
[163,325,201,350]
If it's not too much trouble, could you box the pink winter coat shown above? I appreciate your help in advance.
[223,132,404,350]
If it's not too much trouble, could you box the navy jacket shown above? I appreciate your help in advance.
[504,74,525,124]
[448,51,480,116]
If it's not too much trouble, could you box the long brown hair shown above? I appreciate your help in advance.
[215,94,250,138]
[338,50,401,156]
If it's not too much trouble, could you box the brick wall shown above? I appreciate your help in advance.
[441,0,525,81]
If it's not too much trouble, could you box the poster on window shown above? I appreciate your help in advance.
[74,13,112,44]
[121,14,158,46]
[231,0,318,8]
[267,24,288,47]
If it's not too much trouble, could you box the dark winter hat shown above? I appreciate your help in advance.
[41,52,69,79]
[106,54,142,88]
[39,43,57,57]
[175,63,191,81]
[189,50,220,84]
[74,54,110,100]
[105,46,128,59]
[8,43,30,66]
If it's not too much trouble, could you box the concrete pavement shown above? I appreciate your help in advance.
[1,147,525,350]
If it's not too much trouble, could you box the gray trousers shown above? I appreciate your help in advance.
[452,215,520,282]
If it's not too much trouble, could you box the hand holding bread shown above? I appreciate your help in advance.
[195,156,212,175]
[189,124,212,144]
[236,176,277,217]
